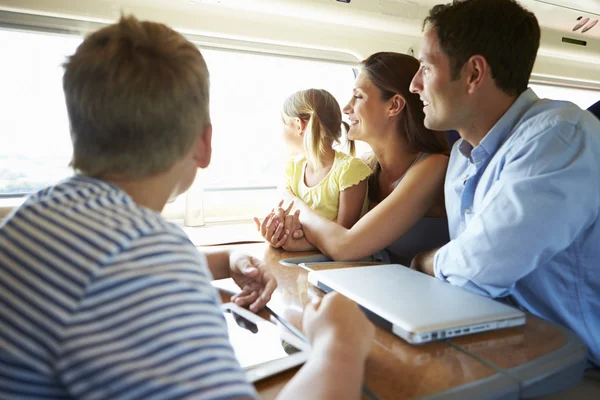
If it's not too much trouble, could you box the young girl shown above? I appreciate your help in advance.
[256,88,372,251]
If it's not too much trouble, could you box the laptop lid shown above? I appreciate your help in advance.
[307,264,525,343]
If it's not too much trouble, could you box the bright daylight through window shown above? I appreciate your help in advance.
[3,27,599,222]
[0,28,357,216]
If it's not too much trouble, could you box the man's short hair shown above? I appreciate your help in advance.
[425,0,540,96]
[63,15,210,178]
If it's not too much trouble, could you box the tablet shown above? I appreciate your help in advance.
[221,303,310,382]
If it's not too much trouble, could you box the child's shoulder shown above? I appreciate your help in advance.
[334,151,371,171]
[284,154,307,174]
[334,151,372,190]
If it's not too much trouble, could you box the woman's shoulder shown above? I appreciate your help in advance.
[401,153,449,185]
[414,153,449,171]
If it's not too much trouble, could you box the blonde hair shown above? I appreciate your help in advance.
[282,89,353,169]
[62,15,210,178]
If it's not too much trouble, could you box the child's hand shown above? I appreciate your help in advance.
[279,209,303,240]
[228,252,277,312]
[275,201,304,240]
[253,212,289,248]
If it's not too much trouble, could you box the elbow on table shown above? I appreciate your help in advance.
[322,237,363,262]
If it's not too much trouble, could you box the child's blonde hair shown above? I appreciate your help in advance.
[282,89,354,169]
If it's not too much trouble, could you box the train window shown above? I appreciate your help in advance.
[181,51,357,223]
[0,29,81,197]
[529,83,600,110]
[0,26,358,224]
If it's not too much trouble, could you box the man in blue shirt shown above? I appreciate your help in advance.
[409,0,600,369]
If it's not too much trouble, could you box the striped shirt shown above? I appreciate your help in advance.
[0,176,257,399]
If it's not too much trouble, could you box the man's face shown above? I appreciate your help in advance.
[410,28,467,132]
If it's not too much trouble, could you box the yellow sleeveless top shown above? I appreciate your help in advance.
[284,151,372,221]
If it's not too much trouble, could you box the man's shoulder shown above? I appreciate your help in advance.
[514,99,599,146]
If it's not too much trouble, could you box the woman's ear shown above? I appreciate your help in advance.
[388,94,406,117]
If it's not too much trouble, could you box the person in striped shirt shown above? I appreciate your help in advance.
[0,14,374,400]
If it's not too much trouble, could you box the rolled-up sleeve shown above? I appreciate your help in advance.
[434,122,599,298]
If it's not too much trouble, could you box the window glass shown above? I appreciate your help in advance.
[201,50,356,189]
[0,29,80,196]
[0,28,358,201]
[529,83,600,110]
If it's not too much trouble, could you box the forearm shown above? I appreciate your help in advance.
[282,236,316,252]
[287,193,367,260]
[204,249,232,280]
[276,344,365,400]
[303,220,350,260]
[411,247,439,276]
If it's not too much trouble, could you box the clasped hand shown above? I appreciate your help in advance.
[253,200,304,248]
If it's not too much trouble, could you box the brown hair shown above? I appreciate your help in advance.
[360,52,448,197]
[63,15,210,178]
[282,88,353,169]
[424,0,540,96]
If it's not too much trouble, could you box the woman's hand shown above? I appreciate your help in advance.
[274,200,304,240]
[254,200,304,247]
[254,211,290,248]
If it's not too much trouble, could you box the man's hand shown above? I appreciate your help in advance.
[302,292,374,361]
[228,252,277,312]
[410,248,439,277]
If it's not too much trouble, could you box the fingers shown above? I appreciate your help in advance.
[283,214,294,235]
[272,224,289,248]
[232,290,259,307]
[253,217,261,230]
[250,275,277,312]
[291,209,303,233]
[232,265,277,312]
[273,231,289,248]
[287,210,305,239]
[284,200,294,215]
[269,219,287,247]
[276,209,285,227]
[260,213,272,237]
[262,214,284,247]
[301,296,322,335]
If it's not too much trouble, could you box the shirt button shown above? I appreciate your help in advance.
[465,208,472,214]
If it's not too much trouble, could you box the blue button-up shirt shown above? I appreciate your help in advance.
[434,89,600,367]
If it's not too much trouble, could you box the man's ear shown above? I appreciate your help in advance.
[465,55,487,94]
[194,123,212,169]
[388,94,406,117]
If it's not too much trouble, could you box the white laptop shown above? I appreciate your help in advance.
[307,264,525,344]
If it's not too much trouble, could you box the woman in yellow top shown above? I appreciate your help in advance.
[255,89,372,251]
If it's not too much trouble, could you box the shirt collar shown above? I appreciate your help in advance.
[458,88,539,162]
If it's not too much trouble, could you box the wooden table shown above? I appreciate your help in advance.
[211,243,587,400]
